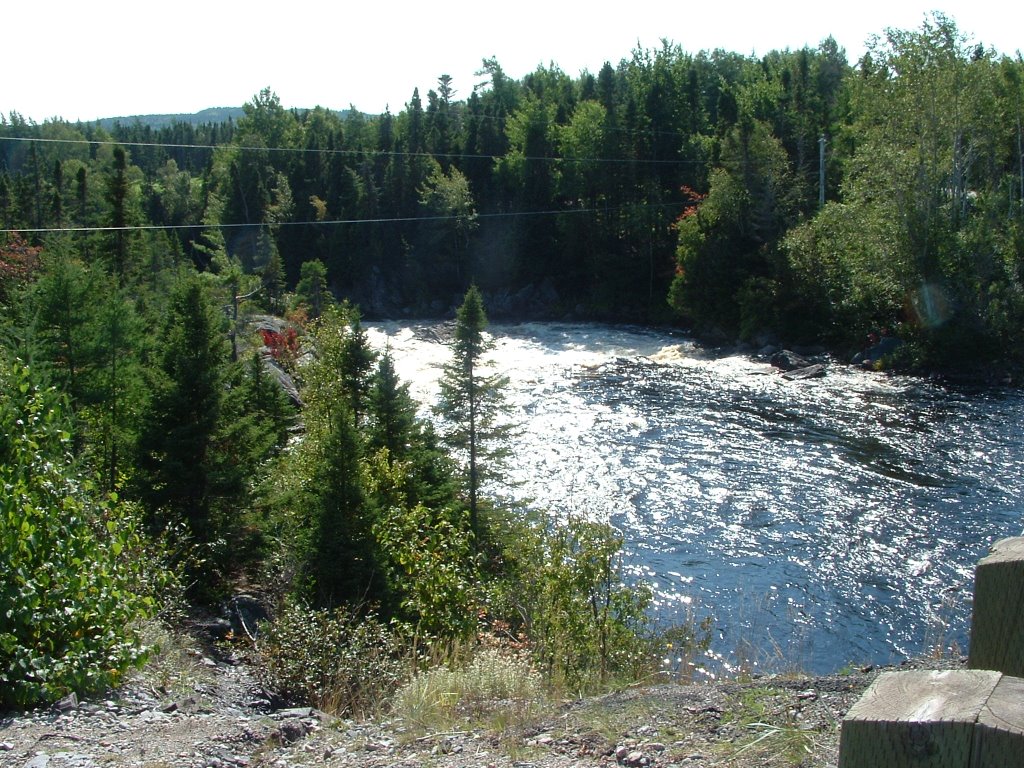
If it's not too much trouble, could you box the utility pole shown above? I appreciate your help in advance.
[819,134,827,208]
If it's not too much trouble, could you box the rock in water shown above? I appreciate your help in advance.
[770,349,813,371]
[783,363,826,380]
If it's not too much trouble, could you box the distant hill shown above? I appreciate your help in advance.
[95,107,246,130]
[94,106,359,130]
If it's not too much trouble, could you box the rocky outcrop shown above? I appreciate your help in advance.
[769,349,827,380]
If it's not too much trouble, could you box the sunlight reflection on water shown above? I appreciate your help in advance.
[367,322,1024,674]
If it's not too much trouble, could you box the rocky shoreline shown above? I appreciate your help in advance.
[0,628,963,768]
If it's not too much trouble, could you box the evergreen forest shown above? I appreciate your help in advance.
[1,13,1023,710]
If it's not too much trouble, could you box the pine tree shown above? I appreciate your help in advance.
[261,246,285,314]
[311,400,381,607]
[294,306,386,608]
[295,259,330,319]
[212,351,294,512]
[338,307,375,427]
[435,285,513,535]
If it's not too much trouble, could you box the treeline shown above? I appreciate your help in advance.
[3,15,1023,366]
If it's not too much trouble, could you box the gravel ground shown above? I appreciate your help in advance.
[0,631,962,768]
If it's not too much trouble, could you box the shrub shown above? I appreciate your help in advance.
[490,512,653,694]
[254,600,406,717]
[0,359,155,709]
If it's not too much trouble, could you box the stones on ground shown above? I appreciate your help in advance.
[272,706,316,719]
[54,692,78,712]
[621,749,649,766]
[272,717,311,745]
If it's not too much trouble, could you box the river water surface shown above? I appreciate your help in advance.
[367,322,1024,675]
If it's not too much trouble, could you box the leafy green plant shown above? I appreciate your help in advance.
[492,512,653,694]
[369,449,481,640]
[254,600,406,717]
[0,358,155,709]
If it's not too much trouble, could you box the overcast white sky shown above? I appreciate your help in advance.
[5,1,1022,124]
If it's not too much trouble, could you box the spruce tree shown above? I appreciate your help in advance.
[135,275,227,545]
[311,400,381,607]
[338,307,375,427]
[367,350,417,461]
[295,259,330,319]
[295,307,385,607]
[106,147,130,283]
[435,285,513,535]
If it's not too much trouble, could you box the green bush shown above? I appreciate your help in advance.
[0,359,154,709]
[491,513,653,694]
[255,600,406,717]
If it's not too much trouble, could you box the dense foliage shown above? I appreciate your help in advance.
[0,356,154,708]
[4,16,1019,367]
[254,601,405,716]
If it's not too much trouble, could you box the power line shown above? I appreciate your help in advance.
[0,201,688,236]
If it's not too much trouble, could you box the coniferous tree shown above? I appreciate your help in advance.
[211,351,293,524]
[261,246,285,314]
[51,160,63,228]
[290,306,385,607]
[86,281,146,491]
[74,166,87,226]
[295,259,330,319]
[435,285,513,535]
[135,275,227,545]
[0,173,14,230]
[367,350,417,462]
[311,399,380,607]
[106,147,130,283]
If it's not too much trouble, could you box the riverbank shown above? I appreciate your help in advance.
[0,626,962,768]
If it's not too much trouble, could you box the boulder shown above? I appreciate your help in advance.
[262,357,302,409]
[770,350,813,371]
[227,594,271,639]
[783,363,826,381]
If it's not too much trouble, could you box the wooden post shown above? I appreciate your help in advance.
[969,537,1024,677]
[839,538,1024,766]
[838,669,1001,768]
[973,675,1024,768]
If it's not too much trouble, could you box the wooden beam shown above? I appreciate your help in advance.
[969,537,1024,677]
[973,674,1024,768]
[838,669,1001,768]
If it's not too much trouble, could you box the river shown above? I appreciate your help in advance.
[366,321,1024,676]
